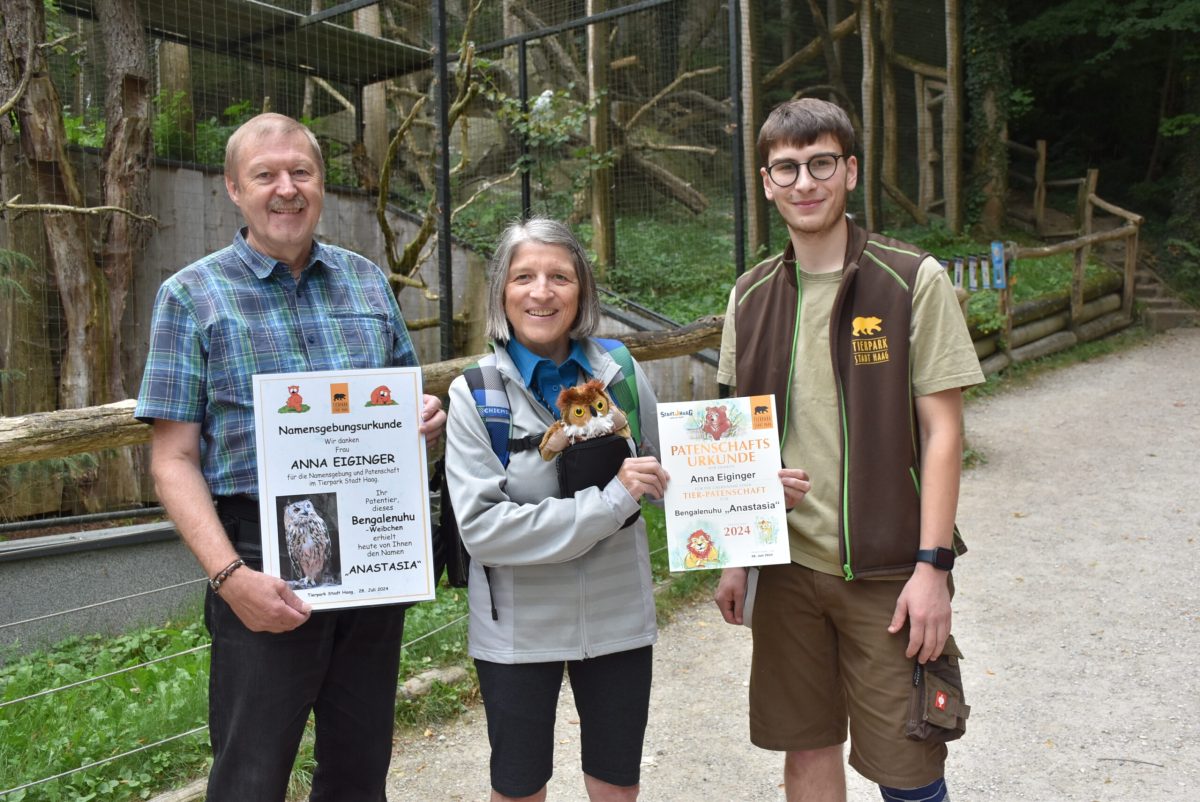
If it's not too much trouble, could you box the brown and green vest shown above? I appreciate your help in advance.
[733,219,956,579]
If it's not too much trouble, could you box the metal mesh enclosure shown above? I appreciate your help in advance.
[0,0,952,521]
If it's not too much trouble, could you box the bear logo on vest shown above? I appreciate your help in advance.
[851,315,889,365]
[851,316,882,336]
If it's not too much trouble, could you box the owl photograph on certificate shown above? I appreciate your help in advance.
[274,493,343,590]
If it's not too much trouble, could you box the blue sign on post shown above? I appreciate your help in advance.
[990,241,1007,289]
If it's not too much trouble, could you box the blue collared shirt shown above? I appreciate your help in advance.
[135,230,418,496]
[505,338,593,418]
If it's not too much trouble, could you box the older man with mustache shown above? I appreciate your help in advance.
[135,113,445,801]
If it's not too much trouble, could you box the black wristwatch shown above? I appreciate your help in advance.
[915,547,955,571]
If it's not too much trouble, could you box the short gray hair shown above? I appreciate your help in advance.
[225,113,325,183]
[485,217,600,344]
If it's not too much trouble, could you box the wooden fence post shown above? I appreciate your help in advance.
[1072,169,1099,327]
[1034,139,1047,236]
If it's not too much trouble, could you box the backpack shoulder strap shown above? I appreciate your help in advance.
[592,337,641,445]
[463,354,540,467]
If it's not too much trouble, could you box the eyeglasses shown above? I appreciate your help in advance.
[765,153,846,186]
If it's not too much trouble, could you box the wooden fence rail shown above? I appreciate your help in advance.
[0,319,725,469]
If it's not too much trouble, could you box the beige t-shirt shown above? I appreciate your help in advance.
[717,256,984,573]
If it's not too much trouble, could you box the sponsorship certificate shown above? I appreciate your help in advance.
[658,395,790,572]
[251,367,434,610]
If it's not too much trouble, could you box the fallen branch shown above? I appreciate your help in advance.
[0,194,158,225]
[624,66,722,132]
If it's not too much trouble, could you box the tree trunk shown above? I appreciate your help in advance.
[355,5,389,170]
[742,0,768,259]
[97,0,151,508]
[99,0,152,405]
[587,0,615,278]
[965,0,1009,235]
[858,0,881,230]
[5,0,108,411]
[1166,56,1200,251]
[156,41,194,160]
[943,0,964,232]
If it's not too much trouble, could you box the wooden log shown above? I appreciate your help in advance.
[1013,225,1135,259]
[1010,311,1068,349]
[1088,194,1144,225]
[763,11,858,88]
[0,318,728,467]
[0,400,149,467]
[1010,330,1078,364]
[147,779,206,802]
[979,351,1010,376]
[1076,311,1133,343]
[1077,292,1122,324]
[890,51,947,81]
[975,270,1122,336]
[973,335,997,359]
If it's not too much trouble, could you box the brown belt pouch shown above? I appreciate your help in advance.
[905,652,970,742]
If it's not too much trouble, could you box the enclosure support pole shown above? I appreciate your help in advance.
[518,42,532,218]
[729,0,746,276]
[433,0,454,360]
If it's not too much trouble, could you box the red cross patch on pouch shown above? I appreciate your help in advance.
[935,690,949,711]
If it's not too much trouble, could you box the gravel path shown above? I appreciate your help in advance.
[385,327,1200,801]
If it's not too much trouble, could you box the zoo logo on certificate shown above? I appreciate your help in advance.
[659,395,790,572]
[251,367,434,610]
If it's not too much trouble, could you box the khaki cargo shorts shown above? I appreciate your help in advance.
[747,562,961,789]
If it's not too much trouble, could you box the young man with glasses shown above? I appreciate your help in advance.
[714,98,983,801]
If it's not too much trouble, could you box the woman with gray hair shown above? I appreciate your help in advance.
[445,217,668,802]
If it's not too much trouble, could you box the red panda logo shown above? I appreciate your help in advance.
[369,385,394,406]
[286,385,304,411]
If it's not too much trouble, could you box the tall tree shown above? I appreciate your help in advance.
[98,0,153,405]
[0,0,151,509]
[965,0,1011,234]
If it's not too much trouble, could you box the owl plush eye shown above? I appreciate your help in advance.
[571,405,587,419]
[594,397,607,413]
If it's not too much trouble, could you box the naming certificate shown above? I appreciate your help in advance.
[251,367,434,610]
[659,395,790,572]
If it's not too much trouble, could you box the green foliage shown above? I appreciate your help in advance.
[1160,113,1200,138]
[151,95,256,166]
[0,616,211,801]
[1008,87,1035,123]
[481,82,609,211]
[1161,238,1200,307]
[61,111,105,149]
[0,249,35,305]
[583,206,738,324]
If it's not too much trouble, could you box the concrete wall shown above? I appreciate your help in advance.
[0,526,203,661]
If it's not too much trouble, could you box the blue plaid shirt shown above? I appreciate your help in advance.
[135,230,418,496]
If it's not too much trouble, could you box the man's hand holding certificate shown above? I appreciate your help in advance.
[659,395,791,571]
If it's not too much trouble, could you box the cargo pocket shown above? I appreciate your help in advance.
[904,646,970,743]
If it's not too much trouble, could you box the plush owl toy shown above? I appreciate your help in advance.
[538,379,631,461]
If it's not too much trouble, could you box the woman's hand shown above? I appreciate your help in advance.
[618,456,669,501]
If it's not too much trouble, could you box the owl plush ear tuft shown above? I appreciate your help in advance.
[537,379,631,461]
